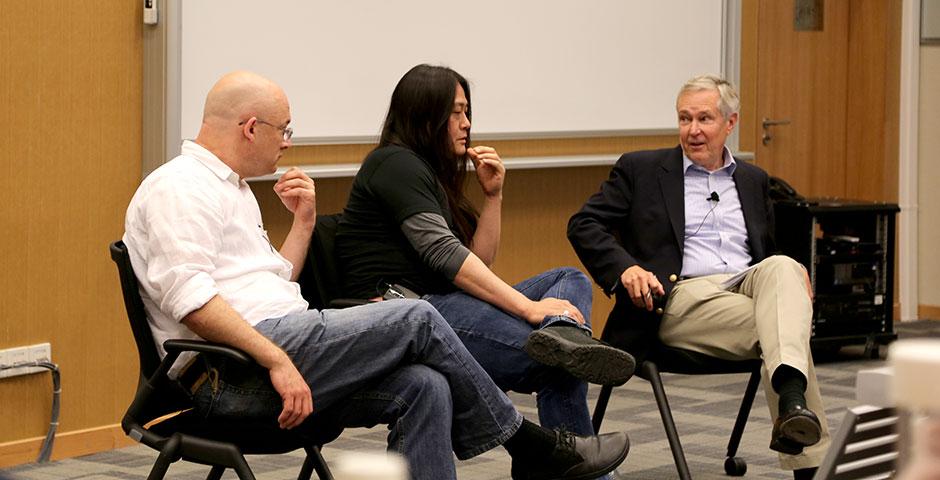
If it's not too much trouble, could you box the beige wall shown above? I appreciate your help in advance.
[919,45,940,311]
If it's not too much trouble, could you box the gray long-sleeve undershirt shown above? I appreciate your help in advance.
[400,212,471,281]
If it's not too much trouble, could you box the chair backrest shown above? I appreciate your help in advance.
[110,240,192,426]
[297,213,344,310]
[813,406,898,480]
[109,240,163,380]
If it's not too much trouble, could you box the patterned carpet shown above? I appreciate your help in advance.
[3,320,938,480]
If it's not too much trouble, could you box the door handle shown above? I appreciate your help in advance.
[762,118,791,146]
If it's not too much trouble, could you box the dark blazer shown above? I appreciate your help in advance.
[567,145,775,362]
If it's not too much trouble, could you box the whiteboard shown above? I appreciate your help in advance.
[179,1,725,144]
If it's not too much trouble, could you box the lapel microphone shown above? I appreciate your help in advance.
[707,191,720,202]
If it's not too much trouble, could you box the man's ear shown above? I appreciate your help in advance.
[241,117,257,140]
[726,112,739,132]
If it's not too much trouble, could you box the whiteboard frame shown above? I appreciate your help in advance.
[143,0,741,175]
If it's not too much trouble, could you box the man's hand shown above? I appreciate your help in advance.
[620,265,665,311]
[468,146,505,198]
[268,357,314,429]
[274,167,316,226]
[520,298,585,325]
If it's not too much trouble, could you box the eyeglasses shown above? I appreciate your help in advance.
[238,118,293,141]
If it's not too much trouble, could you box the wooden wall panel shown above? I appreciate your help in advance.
[0,0,142,459]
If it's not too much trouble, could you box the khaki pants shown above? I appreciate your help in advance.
[658,255,830,470]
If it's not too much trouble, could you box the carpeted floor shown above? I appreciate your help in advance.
[3,320,937,480]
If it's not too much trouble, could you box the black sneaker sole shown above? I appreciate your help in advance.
[524,331,635,386]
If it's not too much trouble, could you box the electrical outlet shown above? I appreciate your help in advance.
[0,343,52,379]
[0,349,9,378]
[26,343,52,375]
[0,346,30,379]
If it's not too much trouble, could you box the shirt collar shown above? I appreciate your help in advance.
[682,146,736,175]
[181,140,242,186]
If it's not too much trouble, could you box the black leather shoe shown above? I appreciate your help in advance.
[524,325,636,386]
[770,405,822,455]
[511,430,630,480]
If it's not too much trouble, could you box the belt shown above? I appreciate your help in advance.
[176,354,216,395]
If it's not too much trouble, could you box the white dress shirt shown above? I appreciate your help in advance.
[123,140,308,361]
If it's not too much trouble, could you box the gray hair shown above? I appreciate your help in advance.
[677,75,739,119]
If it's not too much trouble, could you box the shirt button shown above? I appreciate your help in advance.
[656,307,664,315]
[669,274,678,282]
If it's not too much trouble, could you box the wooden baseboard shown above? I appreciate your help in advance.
[919,304,940,320]
[0,424,136,468]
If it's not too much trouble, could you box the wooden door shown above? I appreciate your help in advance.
[750,0,900,201]
[754,0,850,198]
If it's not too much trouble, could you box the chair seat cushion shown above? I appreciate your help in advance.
[643,346,761,377]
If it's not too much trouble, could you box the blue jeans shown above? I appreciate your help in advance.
[190,299,522,480]
[426,267,595,435]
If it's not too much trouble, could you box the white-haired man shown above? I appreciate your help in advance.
[568,75,829,479]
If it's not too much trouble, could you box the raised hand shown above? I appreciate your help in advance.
[468,146,505,198]
[274,167,316,226]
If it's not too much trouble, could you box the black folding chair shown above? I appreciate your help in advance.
[592,341,762,479]
[110,240,337,480]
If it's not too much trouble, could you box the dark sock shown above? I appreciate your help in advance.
[503,418,557,462]
[772,364,808,413]
[793,466,817,480]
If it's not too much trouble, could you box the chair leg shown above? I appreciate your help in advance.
[726,368,761,459]
[231,454,256,480]
[300,446,333,480]
[592,384,614,434]
[645,361,693,480]
[721,368,762,476]
[206,466,225,480]
[147,434,183,480]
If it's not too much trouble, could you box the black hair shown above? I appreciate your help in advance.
[378,64,478,243]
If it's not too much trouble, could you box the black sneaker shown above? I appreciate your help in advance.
[511,430,630,480]
[524,325,635,386]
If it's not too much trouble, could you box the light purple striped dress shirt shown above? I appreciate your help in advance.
[680,147,752,278]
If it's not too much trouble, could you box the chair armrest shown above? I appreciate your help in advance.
[163,339,254,365]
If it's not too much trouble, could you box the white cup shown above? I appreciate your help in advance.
[889,339,940,411]
[331,451,409,480]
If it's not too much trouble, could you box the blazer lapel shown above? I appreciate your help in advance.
[659,146,686,256]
